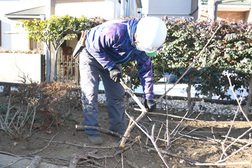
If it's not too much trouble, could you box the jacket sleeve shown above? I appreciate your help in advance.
[136,53,154,100]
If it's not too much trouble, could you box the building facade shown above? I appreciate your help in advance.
[143,0,251,22]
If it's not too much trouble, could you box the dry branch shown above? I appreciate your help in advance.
[147,147,251,166]
[182,120,252,128]
[124,111,170,168]
[134,108,201,121]
[75,125,124,138]
[82,137,139,161]
[221,135,252,144]
[47,139,118,149]
[126,160,139,168]
[27,155,41,168]
[69,152,88,168]
[119,80,147,147]
[219,127,252,162]
[29,132,59,155]
[226,71,250,121]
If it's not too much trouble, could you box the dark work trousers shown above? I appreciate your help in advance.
[79,48,126,135]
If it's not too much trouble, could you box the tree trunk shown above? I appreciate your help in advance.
[244,74,252,116]
[54,49,59,81]
[186,82,192,108]
[46,43,51,82]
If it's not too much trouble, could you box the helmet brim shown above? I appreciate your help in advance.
[146,50,157,57]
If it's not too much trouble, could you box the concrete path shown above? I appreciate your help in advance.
[0,154,67,168]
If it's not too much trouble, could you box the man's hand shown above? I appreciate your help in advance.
[109,66,122,82]
[144,99,156,112]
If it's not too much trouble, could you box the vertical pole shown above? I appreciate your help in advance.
[120,0,125,18]
[214,1,222,22]
[114,0,117,19]
[248,2,252,22]
[208,0,215,22]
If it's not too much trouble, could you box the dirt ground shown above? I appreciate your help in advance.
[0,94,252,168]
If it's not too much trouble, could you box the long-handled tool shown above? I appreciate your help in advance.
[119,79,147,147]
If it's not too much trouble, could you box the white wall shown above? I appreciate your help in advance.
[0,53,42,84]
[147,0,192,18]
[55,1,115,19]
[0,0,140,51]
[0,0,45,50]
[55,0,136,20]
[1,19,29,50]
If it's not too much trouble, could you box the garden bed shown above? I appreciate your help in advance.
[0,93,251,168]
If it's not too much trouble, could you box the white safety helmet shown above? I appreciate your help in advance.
[135,17,167,57]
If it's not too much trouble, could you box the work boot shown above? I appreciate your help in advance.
[88,135,103,145]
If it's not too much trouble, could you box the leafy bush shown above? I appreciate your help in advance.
[155,18,251,100]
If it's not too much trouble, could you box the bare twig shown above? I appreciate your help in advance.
[69,152,88,168]
[147,147,196,164]
[86,138,139,160]
[121,153,124,168]
[29,132,59,155]
[219,72,251,161]
[177,131,222,144]
[29,105,38,135]
[124,111,170,168]
[134,108,201,121]
[46,140,118,149]
[170,108,190,137]
[126,160,139,168]
[220,127,252,161]
[147,147,251,166]
[220,106,240,158]
[165,119,170,147]
[194,161,252,166]
[211,127,217,142]
[225,71,249,121]
[75,125,124,138]
[217,141,252,163]
[221,135,252,144]
[155,123,164,143]
[1,158,27,168]
[27,155,41,168]
[0,151,31,168]
[170,128,199,144]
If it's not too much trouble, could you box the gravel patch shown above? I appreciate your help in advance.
[98,94,251,120]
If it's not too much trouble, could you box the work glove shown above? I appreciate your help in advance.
[144,99,156,112]
[109,65,122,83]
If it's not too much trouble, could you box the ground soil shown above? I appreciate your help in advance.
[0,94,252,168]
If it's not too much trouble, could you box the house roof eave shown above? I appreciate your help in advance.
[5,6,46,20]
